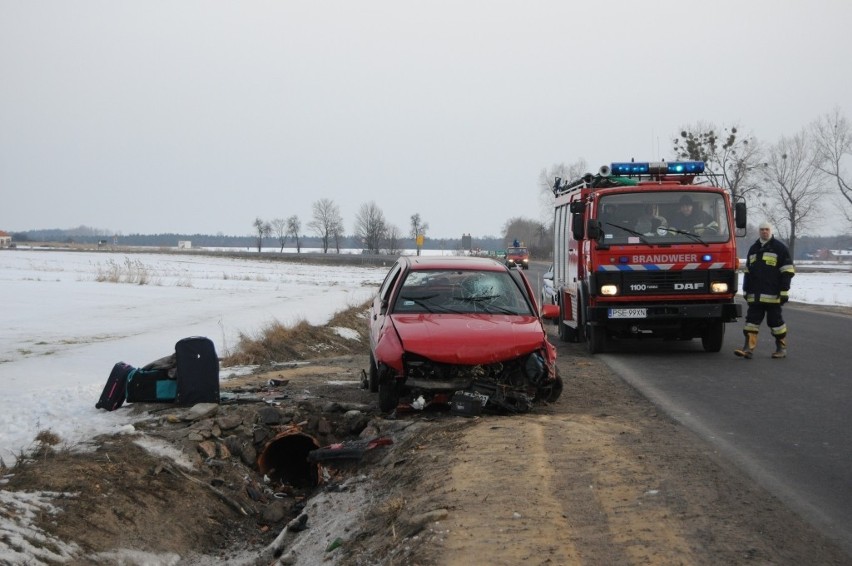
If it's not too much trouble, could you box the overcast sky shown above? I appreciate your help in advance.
[2,1,852,239]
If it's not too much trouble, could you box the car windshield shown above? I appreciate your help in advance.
[507,247,527,255]
[392,269,533,315]
[597,191,730,245]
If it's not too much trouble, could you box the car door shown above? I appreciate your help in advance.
[370,260,404,352]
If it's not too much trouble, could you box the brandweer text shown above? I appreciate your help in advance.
[632,254,698,263]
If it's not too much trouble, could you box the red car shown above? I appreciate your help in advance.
[367,256,563,413]
[505,246,530,269]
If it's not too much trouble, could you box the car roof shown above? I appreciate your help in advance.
[402,255,507,272]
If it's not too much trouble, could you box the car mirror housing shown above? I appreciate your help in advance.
[541,304,559,320]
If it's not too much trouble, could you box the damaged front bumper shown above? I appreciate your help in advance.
[379,350,561,414]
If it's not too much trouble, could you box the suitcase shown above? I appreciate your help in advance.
[175,336,220,406]
[95,362,134,411]
[126,367,177,403]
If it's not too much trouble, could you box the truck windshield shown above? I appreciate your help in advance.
[597,191,729,245]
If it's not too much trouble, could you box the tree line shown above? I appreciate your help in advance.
[250,200,435,256]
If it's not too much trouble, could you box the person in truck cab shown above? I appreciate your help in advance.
[670,195,718,234]
[599,203,629,233]
[634,203,668,235]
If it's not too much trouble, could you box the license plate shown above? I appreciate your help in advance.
[608,308,647,319]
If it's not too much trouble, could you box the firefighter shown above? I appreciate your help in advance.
[734,222,795,359]
[671,195,718,234]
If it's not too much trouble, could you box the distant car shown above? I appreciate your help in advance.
[505,246,530,269]
[367,256,562,413]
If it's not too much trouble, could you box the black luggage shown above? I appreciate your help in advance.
[175,336,220,406]
[126,367,177,403]
[95,362,133,411]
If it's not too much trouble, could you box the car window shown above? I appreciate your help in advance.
[378,263,402,303]
[391,269,533,315]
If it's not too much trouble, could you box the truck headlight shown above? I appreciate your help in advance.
[601,284,618,296]
[711,282,729,293]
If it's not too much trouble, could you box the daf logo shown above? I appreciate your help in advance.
[674,282,705,290]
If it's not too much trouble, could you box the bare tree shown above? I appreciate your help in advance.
[812,108,852,225]
[385,224,403,256]
[308,198,343,254]
[252,218,272,253]
[355,201,387,253]
[538,159,588,225]
[286,215,302,253]
[673,123,766,202]
[331,216,345,254]
[270,218,287,252]
[409,213,429,256]
[758,129,829,259]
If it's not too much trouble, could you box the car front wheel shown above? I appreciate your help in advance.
[368,352,379,392]
[378,379,400,413]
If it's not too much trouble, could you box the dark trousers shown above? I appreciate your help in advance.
[743,302,787,338]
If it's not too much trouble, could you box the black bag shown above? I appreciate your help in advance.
[175,336,220,406]
[95,362,134,411]
[126,367,177,403]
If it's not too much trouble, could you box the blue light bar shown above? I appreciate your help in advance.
[611,162,650,175]
[666,161,705,174]
[610,161,705,176]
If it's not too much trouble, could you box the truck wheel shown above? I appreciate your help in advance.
[702,321,725,352]
[557,300,570,342]
[378,379,400,413]
[582,297,605,354]
[586,323,606,354]
[368,352,379,392]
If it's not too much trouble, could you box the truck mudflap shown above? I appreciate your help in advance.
[587,302,741,324]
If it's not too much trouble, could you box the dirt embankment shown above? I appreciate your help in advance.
[3,323,850,565]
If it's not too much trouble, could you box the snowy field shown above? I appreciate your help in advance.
[0,249,388,467]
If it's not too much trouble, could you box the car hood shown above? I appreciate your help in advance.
[388,313,546,364]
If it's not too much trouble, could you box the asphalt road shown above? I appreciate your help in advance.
[599,304,852,557]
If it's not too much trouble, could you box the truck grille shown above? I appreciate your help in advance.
[596,270,734,296]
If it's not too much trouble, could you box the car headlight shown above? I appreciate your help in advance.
[711,282,729,293]
[600,284,618,296]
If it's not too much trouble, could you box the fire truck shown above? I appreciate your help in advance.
[551,160,746,353]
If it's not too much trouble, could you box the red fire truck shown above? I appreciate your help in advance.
[551,160,746,353]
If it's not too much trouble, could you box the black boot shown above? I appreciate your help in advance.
[771,337,787,359]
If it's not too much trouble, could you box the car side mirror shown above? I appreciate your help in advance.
[571,213,585,240]
[735,201,747,229]
[541,304,559,320]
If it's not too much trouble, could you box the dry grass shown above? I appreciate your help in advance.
[94,257,154,285]
[222,300,371,366]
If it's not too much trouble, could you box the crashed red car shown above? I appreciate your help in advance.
[367,256,563,413]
